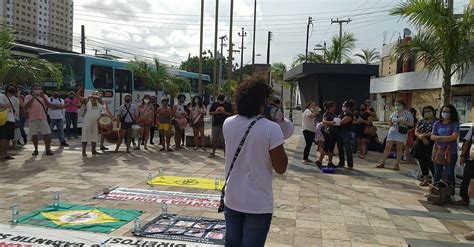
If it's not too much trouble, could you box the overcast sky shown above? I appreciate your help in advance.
[72,0,470,67]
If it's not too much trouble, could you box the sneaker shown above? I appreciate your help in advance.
[60,142,69,147]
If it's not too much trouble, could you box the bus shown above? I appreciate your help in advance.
[38,53,211,115]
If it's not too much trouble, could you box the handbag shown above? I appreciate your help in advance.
[363,125,377,136]
[432,144,452,165]
[0,109,8,126]
[218,116,262,213]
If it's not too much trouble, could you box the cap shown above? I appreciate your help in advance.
[124,93,132,97]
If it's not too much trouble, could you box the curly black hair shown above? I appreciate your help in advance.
[440,104,459,123]
[235,75,272,118]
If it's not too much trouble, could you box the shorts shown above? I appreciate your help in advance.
[159,123,171,131]
[323,131,337,153]
[29,119,51,136]
[212,125,224,143]
[0,121,15,139]
[121,122,134,130]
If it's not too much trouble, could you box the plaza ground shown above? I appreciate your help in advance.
[0,113,473,246]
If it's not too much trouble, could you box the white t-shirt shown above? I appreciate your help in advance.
[223,115,285,214]
[48,97,64,120]
[302,108,316,132]
[0,94,19,122]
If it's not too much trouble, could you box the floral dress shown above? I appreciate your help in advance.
[138,104,154,127]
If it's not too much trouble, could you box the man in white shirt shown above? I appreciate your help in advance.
[48,91,68,147]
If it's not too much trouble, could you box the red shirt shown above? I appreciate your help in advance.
[64,97,80,113]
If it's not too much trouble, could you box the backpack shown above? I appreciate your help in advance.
[427,180,454,206]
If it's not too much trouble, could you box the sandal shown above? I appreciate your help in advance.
[376,163,385,168]
[45,150,54,156]
[82,152,87,157]
[315,161,323,170]
[393,165,400,171]
[4,156,14,160]
[160,148,166,151]
[419,181,429,187]
[32,150,39,156]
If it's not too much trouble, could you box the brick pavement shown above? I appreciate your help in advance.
[0,127,473,246]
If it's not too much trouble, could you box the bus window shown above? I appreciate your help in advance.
[190,78,198,94]
[39,54,85,91]
[115,69,132,93]
[134,74,150,91]
[91,65,113,89]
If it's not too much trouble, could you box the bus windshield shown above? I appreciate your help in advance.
[39,54,85,93]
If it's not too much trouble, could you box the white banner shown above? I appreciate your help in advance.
[0,224,221,247]
[95,188,221,208]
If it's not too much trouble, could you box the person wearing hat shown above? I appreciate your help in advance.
[115,93,138,153]
[64,91,81,139]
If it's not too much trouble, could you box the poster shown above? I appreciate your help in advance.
[134,214,225,245]
[147,176,224,190]
[94,187,221,208]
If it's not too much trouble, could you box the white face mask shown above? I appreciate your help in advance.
[144,99,150,104]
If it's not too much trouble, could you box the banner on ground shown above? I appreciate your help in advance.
[0,224,220,246]
[147,176,224,190]
[94,187,221,208]
[134,214,225,245]
[17,203,142,234]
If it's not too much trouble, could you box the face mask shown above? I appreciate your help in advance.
[424,112,433,119]
[53,94,59,98]
[34,90,41,95]
[342,106,347,112]
[8,88,16,94]
[395,105,402,111]
[441,112,450,119]
[125,98,131,103]
[144,99,150,104]
[69,95,74,99]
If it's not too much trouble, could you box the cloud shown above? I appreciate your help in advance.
[145,35,165,47]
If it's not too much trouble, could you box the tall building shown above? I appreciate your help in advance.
[0,0,73,51]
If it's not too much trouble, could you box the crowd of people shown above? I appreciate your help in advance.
[301,98,474,208]
[0,84,237,159]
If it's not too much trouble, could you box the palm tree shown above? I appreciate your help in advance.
[291,32,356,67]
[391,0,474,105]
[0,24,61,85]
[355,48,380,64]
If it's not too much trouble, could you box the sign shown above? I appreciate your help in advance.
[135,214,225,245]
[147,176,224,190]
[0,224,220,247]
[95,188,221,208]
[18,203,142,234]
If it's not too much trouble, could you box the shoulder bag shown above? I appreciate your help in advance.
[34,97,51,124]
[432,144,451,165]
[218,116,263,213]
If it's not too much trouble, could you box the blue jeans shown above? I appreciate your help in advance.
[50,119,65,143]
[337,131,354,167]
[224,206,272,247]
[434,154,457,185]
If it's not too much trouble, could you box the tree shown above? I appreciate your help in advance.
[391,0,474,105]
[0,24,61,85]
[291,32,357,67]
[128,58,191,97]
[272,62,297,119]
[355,48,380,64]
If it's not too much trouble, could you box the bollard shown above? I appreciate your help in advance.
[53,191,60,208]
[215,177,219,190]
[159,166,163,176]
[148,171,153,182]
[11,204,19,223]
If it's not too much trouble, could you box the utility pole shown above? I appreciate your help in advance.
[198,0,205,95]
[331,18,351,64]
[305,17,313,62]
[252,0,257,65]
[227,0,234,81]
[266,31,273,64]
[213,0,219,96]
[218,35,227,91]
[80,25,85,54]
[238,27,247,82]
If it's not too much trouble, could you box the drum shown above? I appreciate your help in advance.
[98,115,113,133]
[131,124,141,138]
[104,131,118,143]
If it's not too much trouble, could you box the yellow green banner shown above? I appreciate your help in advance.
[147,175,224,190]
